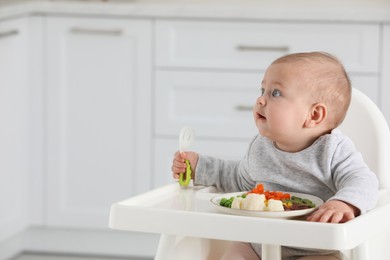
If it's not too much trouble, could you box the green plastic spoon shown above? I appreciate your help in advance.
[179,160,192,186]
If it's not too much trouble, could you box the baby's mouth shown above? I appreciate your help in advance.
[258,112,266,120]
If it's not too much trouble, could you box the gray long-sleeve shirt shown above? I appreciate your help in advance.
[195,128,379,214]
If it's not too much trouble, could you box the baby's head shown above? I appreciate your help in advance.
[272,52,352,130]
[253,52,352,151]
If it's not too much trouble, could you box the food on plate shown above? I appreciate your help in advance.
[231,197,244,209]
[267,199,284,211]
[241,194,266,211]
[219,183,316,212]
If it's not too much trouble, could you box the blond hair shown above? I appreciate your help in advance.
[272,52,351,129]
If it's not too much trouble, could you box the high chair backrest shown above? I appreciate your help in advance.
[339,88,390,189]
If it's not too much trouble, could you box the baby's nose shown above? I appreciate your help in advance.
[256,96,266,106]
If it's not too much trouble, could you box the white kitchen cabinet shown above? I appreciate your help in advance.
[0,17,38,243]
[381,24,390,126]
[45,17,152,228]
[156,20,380,73]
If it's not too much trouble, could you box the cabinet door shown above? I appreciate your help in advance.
[0,18,33,242]
[46,17,152,228]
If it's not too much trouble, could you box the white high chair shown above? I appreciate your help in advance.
[109,88,390,260]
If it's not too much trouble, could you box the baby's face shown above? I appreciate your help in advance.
[253,62,315,152]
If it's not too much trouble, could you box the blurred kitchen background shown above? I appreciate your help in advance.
[1,0,390,259]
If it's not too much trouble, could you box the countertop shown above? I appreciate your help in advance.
[1,0,390,23]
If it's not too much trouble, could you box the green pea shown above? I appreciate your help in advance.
[220,198,227,206]
[225,201,232,208]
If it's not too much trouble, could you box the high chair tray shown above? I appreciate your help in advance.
[109,182,390,251]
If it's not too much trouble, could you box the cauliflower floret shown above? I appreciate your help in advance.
[231,197,244,209]
[241,194,266,211]
[267,199,284,211]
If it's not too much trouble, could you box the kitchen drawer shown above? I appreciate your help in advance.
[156,20,379,73]
[153,138,250,188]
[155,70,260,139]
[154,70,378,138]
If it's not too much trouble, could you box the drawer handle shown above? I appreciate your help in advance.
[0,29,19,39]
[236,45,289,52]
[235,105,253,111]
[70,27,123,36]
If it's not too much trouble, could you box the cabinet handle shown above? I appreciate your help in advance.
[0,29,19,39]
[235,105,253,111]
[70,27,123,36]
[236,45,289,52]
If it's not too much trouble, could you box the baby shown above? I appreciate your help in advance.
[171,52,379,260]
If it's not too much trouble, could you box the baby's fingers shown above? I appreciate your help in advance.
[307,208,330,222]
[338,211,355,223]
[307,209,354,223]
[329,212,344,223]
[171,158,187,179]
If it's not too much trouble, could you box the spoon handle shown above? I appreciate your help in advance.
[179,160,192,186]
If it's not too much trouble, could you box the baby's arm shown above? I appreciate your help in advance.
[171,151,199,181]
[307,200,360,223]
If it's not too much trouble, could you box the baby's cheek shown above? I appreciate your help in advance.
[271,116,289,130]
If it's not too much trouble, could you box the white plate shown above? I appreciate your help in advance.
[210,192,324,219]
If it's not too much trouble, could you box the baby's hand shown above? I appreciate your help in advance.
[307,200,360,223]
[171,151,199,180]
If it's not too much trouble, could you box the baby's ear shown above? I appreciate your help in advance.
[305,103,327,128]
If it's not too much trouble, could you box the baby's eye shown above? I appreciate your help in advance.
[260,88,265,96]
[272,89,282,97]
